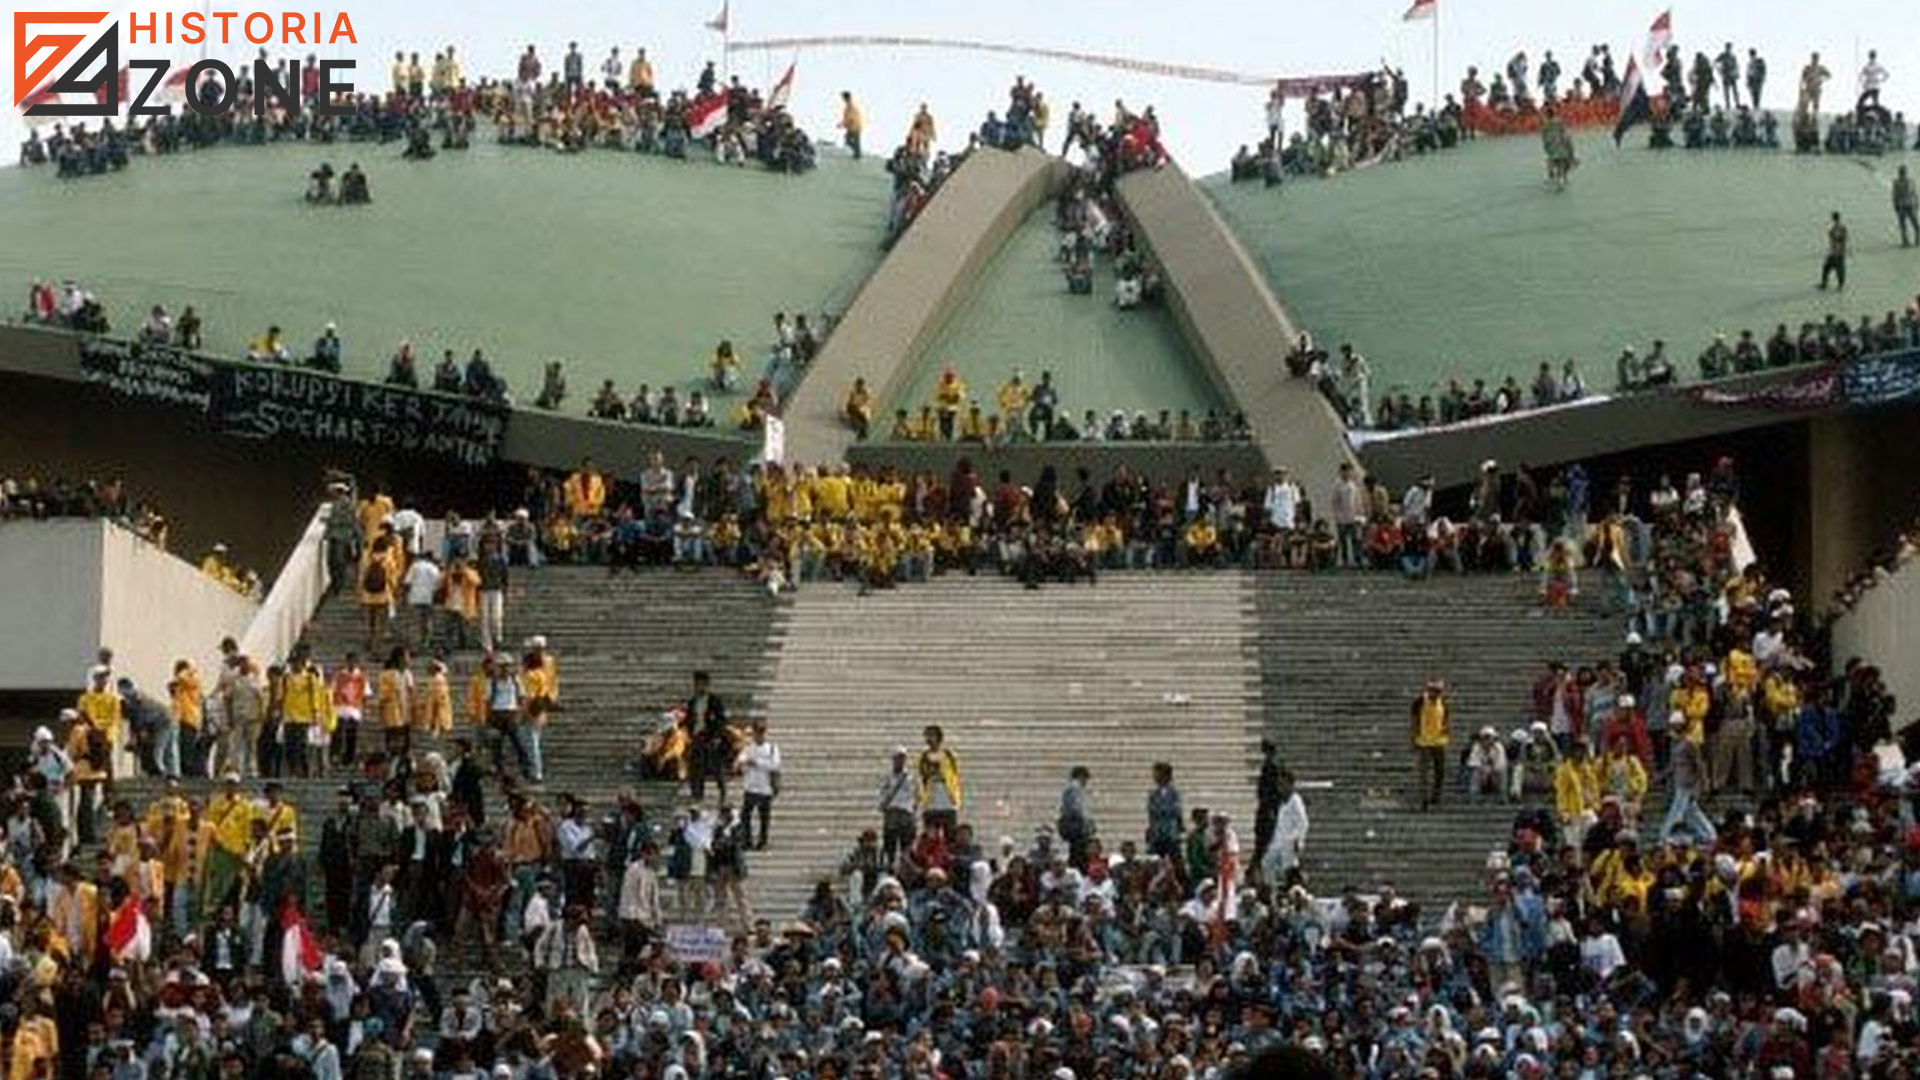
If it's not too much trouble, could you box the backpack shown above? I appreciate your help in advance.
[84,726,109,770]
[360,559,388,595]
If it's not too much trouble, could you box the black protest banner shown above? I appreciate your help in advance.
[76,338,216,411]
[215,365,508,466]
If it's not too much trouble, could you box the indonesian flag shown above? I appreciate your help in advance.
[704,1,730,33]
[688,92,729,138]
[1402,0,1437,21]
[767,62,795,112]
[1641,10,1672,78]
[1612,56,1652,145]
[162,65,196,103]
[279,903,324,987]
[104,897,151,963]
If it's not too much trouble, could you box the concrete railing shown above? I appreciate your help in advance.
[0,519,258,693]
[1831,555,1920,722]
[237,502,333,667]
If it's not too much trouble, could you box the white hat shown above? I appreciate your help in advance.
[1619,694,1636,708]
[31,727,52,743]
[1625,631,1642,645]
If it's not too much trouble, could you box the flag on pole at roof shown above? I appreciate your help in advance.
[705,2,730,33]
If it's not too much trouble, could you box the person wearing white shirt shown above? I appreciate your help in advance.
[1580,922,1626,980]
[389,506,424,554]
[618,848,664,958]
[600,47,623,90]
[402,554,442,648]
[738,722,782,851]
[1402,478,1433,528]
[1263,468,1301,532]
[1860,50,1889,110]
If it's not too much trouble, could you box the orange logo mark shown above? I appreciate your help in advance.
[14,11,109,106]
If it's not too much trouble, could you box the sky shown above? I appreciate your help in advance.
[5,0,1916,170]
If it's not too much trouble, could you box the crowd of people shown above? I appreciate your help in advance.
[850,366,1250,448]
[1304,292,1920,433]
[0,474,169,548]
[9,446,1918,1080]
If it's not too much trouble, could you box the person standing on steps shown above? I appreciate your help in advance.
[1146,761,1183,865]
[1261,768,1308,887]
[476,533,509,655]
[1254,740,1282,865]
[916,725,962,836]
[686,671,731,804]
[1818,211,1848,291]
[878,746,918,866]
[1057,766,1094,870]
[1894,166,1919,249]
[1411,678,1452,811]
[738,721,782,851]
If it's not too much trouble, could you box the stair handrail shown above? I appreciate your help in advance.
[237,502,333,664]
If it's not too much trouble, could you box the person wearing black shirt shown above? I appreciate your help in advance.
[1254,740,1282,873]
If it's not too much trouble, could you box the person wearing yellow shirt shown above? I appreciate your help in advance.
[844,378,875,440]
[916,725,963,831]
[1409,680,1451,811]
[1553,743,1599,845]
[359,534,400,647]
[77,666,125,780]
[105,801,143,891]
[1599,738,1649,822]
[143,779,193,917]
[168,658,204,778]
[814,467,852,521]
[358,490,395,547]
[710,340,742,391]
[422,659,454,737]
[958,403,991,444]
[563,458,608,519]
[1723,646,1760,698]
[996,372,1031,438]
[932,369,967,440]
[201,776,252,916]
[1181,517,1220,567]
[788,475,815,524]
[376,645,415,761]
[1668,670,1711,748]
[442,556,481,650]
[281,646,331,778]
[259,782,298,846]
[629,48,654,96]
[838,90,864,158]
[908,102,937,153]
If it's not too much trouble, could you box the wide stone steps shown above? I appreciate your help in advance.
[1251,572,1626,904]
[751,574,1264,917]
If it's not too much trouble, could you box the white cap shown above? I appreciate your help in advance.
[32,727,52,743]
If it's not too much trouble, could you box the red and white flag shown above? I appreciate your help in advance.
[1641,10,1673,76]
[279,904,324,987]
[1402,0,1437,22]
[18,86,61,124]
[766,62,795,111]
[104,898,150,963]
[688,92,729,138]
[704,1,730,33]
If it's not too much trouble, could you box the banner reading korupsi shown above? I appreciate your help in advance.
[216,365,508,466]
[74,337,507,465]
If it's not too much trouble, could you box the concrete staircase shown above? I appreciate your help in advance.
[754,573,1265,916]
[1253,571,1624,907]
[107,566,785,917]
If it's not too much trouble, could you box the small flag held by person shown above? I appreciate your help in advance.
[767,62,796,111]
[1402,0,1437,22]
[1613,56,1652,145]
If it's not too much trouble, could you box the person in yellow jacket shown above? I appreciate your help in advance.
[358,490,395,545]
[143,778,193,921]
[838,90,864,159]
[377,645,415,760]
[421,659,454,737]
[844,378,875,440]
[996,372,1030,438]
[282,647,331,778]
[1722,645,1760,698]
[932,368,967,441]
[10,1002,60,1080]
[169,658,204,777]
[258,782,298,845]
[77,666,124,780]
[1599,737,1649,823]
[201,775,254,916]
[359,534,400,646]
[1669,668,1711,748]
[464,655,492,726]
[813,467,852,522]
[48,862,100,967]
[563,458,608,519]
[916,724,963,833]
[1553,742,1600,845]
